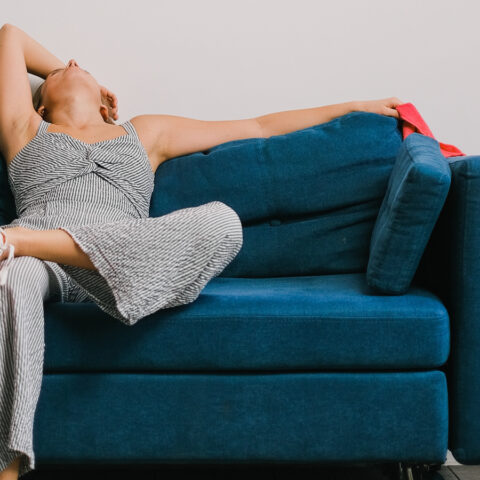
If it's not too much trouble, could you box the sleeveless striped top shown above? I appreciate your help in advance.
[4,119,155,231]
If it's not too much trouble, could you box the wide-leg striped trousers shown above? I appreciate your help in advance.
[0,257,88,478]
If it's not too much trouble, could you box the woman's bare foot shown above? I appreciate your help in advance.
[0,455,21,479]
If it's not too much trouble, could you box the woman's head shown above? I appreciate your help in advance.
[32,58,115,125]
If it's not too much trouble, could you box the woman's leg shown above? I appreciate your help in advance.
[156,201,244,310]
[0,256,69,479]
[1,227,96,270]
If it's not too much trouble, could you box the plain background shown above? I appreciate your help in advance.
[2,0,479,154]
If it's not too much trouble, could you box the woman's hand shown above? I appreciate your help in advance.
[99,85,119,121]
[354,97,404,119]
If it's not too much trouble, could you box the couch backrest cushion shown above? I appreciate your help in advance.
[150,111,403,277]
[366,133,451,294]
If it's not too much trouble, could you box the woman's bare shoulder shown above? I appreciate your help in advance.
[129,115,171,173]
[129,115,169,168]
[128,115,158,155]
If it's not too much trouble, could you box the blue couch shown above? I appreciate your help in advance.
[1,111,478,477]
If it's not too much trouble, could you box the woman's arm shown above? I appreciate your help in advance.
[0,23,65,157]
[256,97,403,138]
[8,23,65,80]
[1,226,96,270]
[137,97,403,169]
[257,100,358,138]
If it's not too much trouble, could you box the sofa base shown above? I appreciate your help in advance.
[33,371,448,466]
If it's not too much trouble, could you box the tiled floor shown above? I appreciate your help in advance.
[439,450,480,479]
[436,465,480,480]
[21,451,480,480]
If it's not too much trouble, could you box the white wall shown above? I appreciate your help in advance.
[3,0,479,153]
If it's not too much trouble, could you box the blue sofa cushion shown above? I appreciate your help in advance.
[43,273,449,372]
[366,133,451,295]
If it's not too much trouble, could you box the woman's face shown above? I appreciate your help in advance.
[41,58,101,110]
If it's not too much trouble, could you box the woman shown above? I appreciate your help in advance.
[0,23,403,479]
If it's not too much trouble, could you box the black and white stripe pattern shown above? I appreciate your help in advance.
[0,118,243,477]
[0,256,77,478]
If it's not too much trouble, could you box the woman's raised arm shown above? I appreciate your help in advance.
[0,23,65,157]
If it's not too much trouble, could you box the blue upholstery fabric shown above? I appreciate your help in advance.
[34,371,448,465]
[420,154,480,464]
[43,273,449,372]
[366,133,451,295]
[150,111,403,277]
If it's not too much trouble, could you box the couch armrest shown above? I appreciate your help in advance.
[419,154,480,464]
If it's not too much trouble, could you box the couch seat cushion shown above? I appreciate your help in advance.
[44,273,449,372]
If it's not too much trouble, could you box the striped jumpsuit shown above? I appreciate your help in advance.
[0,118,243,477]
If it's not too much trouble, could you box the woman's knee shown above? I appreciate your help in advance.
[0,256,50,295]
[205,201,243,249]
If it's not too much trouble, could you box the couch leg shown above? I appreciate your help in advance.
[397,462,415,480]
[397,462,443,480]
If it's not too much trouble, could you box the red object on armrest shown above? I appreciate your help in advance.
[396,102,465,157]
